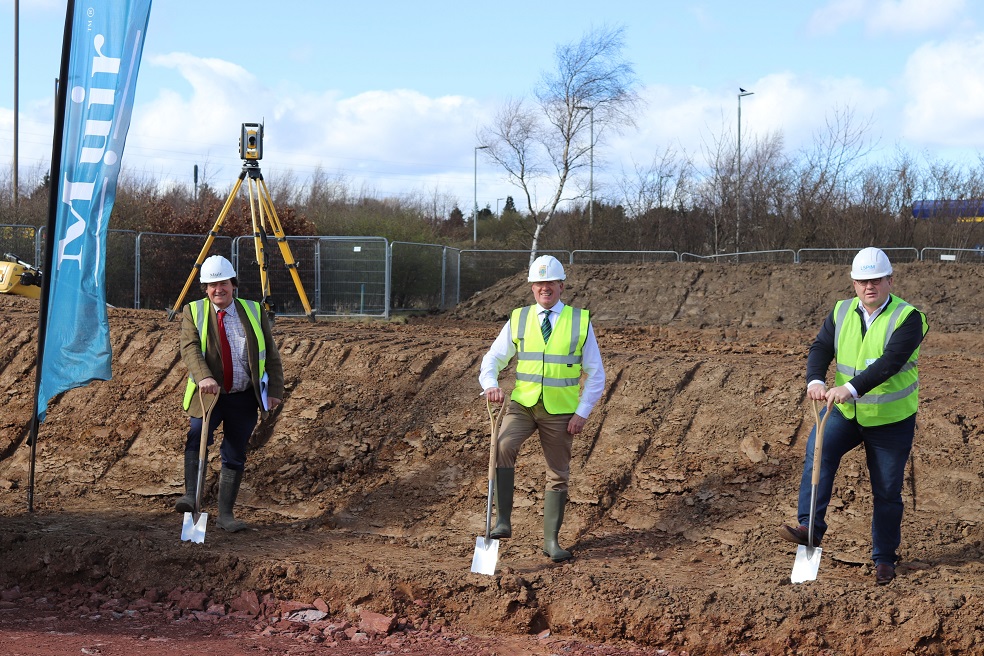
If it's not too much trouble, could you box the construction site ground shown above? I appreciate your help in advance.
[1,261,984,655]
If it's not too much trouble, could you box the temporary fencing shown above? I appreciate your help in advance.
[6,226,983,318]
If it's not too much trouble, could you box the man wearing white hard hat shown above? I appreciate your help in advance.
[479,254,606,561]
[780,247,928,585]
[176,255,284,532]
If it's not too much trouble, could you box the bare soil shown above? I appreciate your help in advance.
[2,262,984,655]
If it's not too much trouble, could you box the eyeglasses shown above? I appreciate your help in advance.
[853,276,888,287]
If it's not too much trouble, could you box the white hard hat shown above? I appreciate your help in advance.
[528,255,566,282]
[851,247,893,280]
[200,255,237,283]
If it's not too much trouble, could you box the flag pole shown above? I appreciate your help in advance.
[27,0,75,513]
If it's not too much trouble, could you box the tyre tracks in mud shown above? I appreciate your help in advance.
[7,289,984,652]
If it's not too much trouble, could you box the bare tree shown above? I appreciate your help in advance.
[742,130,794,250]
[794,105,877,247]
[695,115,737,254]
[478,25,641,263]
[617,145,694,219]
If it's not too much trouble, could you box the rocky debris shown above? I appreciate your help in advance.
[0,584,679,655]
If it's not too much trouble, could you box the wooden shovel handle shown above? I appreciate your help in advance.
[810,399,832,486]
[486,398,505,481]
[196,389,218,461]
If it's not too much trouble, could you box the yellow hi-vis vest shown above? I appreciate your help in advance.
[833,295,927,426]
[510,305,589,414]
[183,298,266,411]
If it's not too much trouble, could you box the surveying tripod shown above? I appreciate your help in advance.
[167,159,316,322]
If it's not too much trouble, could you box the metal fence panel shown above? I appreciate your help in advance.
[572,249,679,264]
[234,235,321,317]
[135,233,234,311]
[316,237,389,317]
[444,247,461,309]
[106,230,137,309]
[920,247,984,262]
[390,241,452,311]
[681,249,796,263]
[0,225,37,264]
[33,227,136,308]
[797,247,919,264]
[459,250,571,302]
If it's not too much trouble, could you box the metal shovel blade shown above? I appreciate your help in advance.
[470,536,499,575]
[791,545,822,583]
[181,511,208,543]
[180,391,216,545]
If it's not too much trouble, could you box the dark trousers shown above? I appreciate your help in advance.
[798,405,915,565]
[185,390,258,471]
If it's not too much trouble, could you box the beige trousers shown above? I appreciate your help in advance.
[495,400,574,491]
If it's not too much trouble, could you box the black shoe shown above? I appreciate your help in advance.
[778,524,822,547]
[875,563,896,586]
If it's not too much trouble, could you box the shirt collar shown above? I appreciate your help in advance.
[215,299,238,318]
[538,301,564,315]
[858,295,890,323]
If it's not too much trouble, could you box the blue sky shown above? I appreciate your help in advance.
[2,0,984,213]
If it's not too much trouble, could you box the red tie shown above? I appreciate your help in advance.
[216,309,234,393]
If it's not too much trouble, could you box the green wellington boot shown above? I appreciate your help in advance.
[216,467,248,532]
[489,467,515,539]
[173,450,199,513]
[542,490,573,562]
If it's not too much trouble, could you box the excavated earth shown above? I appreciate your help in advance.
[2,262,984,655]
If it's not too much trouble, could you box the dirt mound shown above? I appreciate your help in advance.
[457,261,984,332]
[2,262,984,654]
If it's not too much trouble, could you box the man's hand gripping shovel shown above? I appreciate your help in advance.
[791,398,831,583]
[471,397,505,575]
[181,390,217,544]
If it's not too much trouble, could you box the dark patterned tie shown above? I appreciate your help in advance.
[540,310,552,342]
[216,309,234,392]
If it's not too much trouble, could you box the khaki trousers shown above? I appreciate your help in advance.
[496,400,573,491]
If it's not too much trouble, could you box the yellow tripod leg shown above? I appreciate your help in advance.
[167,173,246,320]
[257,177,316,321]
[246,176,274,314]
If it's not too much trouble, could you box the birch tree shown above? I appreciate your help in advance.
[478,25,640,263]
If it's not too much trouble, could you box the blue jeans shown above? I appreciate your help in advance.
[797,405,915,566]
[186,390,258,471]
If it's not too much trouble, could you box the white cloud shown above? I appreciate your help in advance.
[120,53,497,203]
[609,73,893,179]
[868,0,968,34]
[808,0,968,35]
[807,0,866,35]
[902,34,984,146]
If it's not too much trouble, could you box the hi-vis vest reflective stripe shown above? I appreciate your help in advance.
[510,305,589,414]
[183,298,267,410]
[833,295,927,426]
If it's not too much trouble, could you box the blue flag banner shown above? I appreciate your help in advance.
[37,0,152,421]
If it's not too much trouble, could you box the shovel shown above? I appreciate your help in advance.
[471,398,505,575]
[181,390,217,543]
[791,399,831,583]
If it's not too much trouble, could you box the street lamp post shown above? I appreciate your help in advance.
[496,197,505,216]
[575,106,594,227]
[736,88,754,255]
[13,0,19,209]
[474,145,489,244]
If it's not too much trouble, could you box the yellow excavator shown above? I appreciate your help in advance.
[0,253,42,299]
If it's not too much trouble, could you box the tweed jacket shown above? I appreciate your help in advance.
[179,297,284,418]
